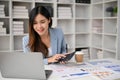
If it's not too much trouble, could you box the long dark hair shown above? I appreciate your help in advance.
[28,6,52,57]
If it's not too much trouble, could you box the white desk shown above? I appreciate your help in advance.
[0,64,101,80]
[0,70,101,80]
[0,59,120,80]
[0,72,101,80]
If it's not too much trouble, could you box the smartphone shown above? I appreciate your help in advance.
[58,51,76,62]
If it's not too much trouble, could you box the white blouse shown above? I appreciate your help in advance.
[48,47,53,57]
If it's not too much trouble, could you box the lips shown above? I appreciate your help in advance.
[38,28,44,33]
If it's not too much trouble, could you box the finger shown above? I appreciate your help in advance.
[55,54,65,59]
[60,54,66,57]
[56,54,62,58]
[56,54,66,57]
[60,61,66,64]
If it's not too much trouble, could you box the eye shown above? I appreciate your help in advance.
[41,20,45,23]
[33,22,37,24]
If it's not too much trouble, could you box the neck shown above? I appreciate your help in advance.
[40,30,50,48]
[41,31,49,39]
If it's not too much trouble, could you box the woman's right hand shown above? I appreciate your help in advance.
[48,54,66,63]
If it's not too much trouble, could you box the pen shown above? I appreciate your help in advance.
[70,72,88,76]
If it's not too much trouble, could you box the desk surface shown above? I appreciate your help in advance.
[0,70,101,80]
[0,73,101,80]
[0,59,120,80]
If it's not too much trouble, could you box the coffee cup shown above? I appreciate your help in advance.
[75,51,84,63]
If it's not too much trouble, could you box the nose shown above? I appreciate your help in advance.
[37,23,42,28]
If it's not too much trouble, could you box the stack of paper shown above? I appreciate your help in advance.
[57,0,73,3]
[0,22,6,34]
[58,7,72,18]
[12,6,28,18]
[43,0,53,1]
[13,21,24,34]
[92,27,102,33]
[0,5,5,17]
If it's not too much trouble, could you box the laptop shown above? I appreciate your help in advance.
[0,52,52,80]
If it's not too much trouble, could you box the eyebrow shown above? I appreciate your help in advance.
[34,19,47,22]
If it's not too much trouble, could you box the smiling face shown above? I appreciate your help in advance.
[33,14,50,37]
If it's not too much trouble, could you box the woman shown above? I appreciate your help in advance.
[22,6,67,64]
